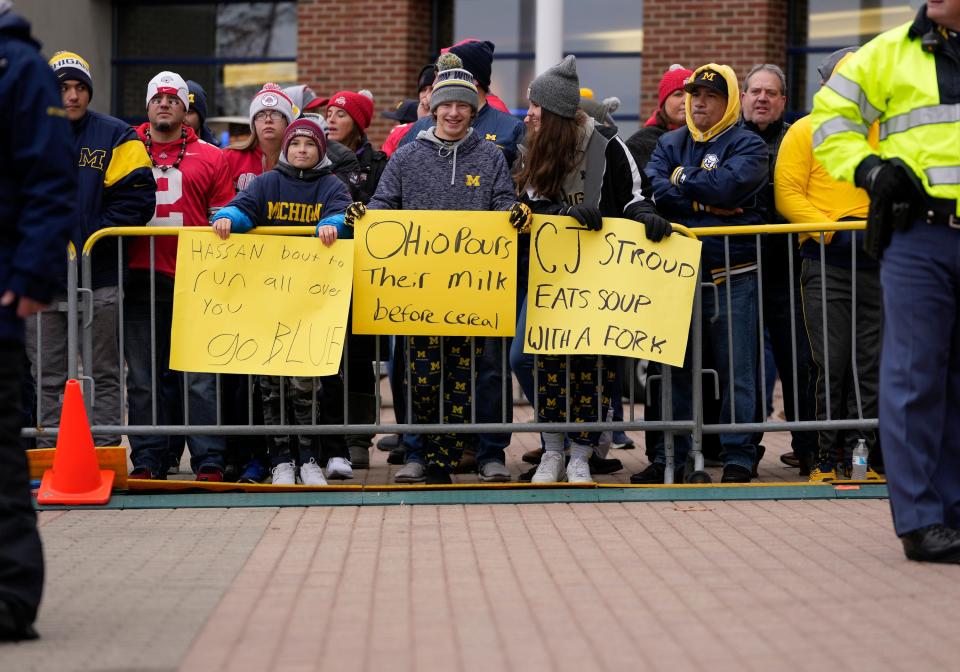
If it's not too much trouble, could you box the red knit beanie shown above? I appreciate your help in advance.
[657,66,694,108]
[326,90,374,131]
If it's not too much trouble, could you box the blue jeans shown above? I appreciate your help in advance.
[124,273,225,474]
[655,273,759,471]
[880,222,960,536]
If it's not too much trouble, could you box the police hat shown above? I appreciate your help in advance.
[683,68,728,97]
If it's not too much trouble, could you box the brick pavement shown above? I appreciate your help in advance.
[3,499,959,672]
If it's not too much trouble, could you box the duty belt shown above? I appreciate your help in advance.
[923,198,960,229]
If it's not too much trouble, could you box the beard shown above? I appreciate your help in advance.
[155,121,173,132]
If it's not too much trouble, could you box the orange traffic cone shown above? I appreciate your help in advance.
[37,379,114,505]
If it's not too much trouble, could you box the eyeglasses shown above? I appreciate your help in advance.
[254,110,284,121]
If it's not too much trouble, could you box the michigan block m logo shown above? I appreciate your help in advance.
[79,148,106,170]
[465,174,480,187]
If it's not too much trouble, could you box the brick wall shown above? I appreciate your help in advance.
[640,0,788,119]
[298,0,451,147]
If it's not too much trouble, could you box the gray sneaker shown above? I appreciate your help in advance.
[348,445,370,469]
[478,461,511,483]
[394,461,426,483]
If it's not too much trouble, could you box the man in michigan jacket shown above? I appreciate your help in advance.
[638,64,768,484]
[26,51,155,448]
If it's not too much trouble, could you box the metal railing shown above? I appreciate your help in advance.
[23,221,878,485]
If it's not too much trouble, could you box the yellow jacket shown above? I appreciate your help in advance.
[774,114,876,244]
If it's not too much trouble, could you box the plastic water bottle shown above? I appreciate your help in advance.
[851,439,868,480]
[596,408,614,458]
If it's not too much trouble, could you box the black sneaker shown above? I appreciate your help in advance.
[425,464,453,485]
[721,463,752,483]
[387,447,406,465]
[629,462,684,484]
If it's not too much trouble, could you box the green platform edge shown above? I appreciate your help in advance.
[34,484,889,510]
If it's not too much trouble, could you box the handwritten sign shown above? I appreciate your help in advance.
[524,215,702,367]
[352,211,517,336]
[170,230,354,376]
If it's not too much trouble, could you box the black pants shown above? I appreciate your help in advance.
[0,340,44,629]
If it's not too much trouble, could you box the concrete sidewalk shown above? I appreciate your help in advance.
[2,499,958,671]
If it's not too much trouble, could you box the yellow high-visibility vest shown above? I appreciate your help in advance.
[811,15,960,211]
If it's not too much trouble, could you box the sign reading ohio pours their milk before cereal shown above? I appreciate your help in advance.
[524,215,702,368]
[352,211,517,336]
[170,230,354,376]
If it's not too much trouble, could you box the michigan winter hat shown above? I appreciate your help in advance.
[327,90,375,131]
[146,71,189,109]
[445,39,494,91]
[186,80,208,125]
[658,65,694,107]
[282,117,328,159]
[429,53,479,112]
[529,55,580,119]
[249,83,295,129]
[684,68,728,97]
[49,51,93,98]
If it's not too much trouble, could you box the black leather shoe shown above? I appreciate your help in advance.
[386,447,406,465]
[901,525,960,563]
[721,463,752,483]
[522,448,544,464]
[0,600,39,641]
[629,462,684,484]
[589,455,623,475]
[779,451,800,468]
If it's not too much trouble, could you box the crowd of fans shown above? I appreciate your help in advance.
[33,37,881,487]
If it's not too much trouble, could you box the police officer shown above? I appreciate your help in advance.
[0,1,76,638]
[812,1,960,563]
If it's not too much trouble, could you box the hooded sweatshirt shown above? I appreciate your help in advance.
[129,123,234,277]
[645,63,768,282]
[215,153,351,236]
[368,127,515,212]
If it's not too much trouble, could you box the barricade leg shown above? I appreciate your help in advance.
[24,299,68,448]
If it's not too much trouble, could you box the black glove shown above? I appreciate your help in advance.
[509,202,533,232]
[856,158,914,200]
[563,203,603,231]
[624,202,672,242]
[344,201,366,227]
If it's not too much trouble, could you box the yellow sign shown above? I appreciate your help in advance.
[170,230,354,376]
[352,211,517,336]
[523,215,702,367]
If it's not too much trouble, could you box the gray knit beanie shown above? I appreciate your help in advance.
[529,55,580,119]
[430,52,479,113]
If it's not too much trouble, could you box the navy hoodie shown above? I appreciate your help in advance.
[218,155,352,232]
[0,7,75,340]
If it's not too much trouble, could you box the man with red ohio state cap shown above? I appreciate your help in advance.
[126,70,234,482]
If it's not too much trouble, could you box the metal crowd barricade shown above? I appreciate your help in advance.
[23,223,880,487]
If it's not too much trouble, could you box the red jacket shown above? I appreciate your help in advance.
[222,145,267,193]
[129,123,233,277]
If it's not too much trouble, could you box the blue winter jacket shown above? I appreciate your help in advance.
[215,156,352,237]
[395,103,526,167]
[0,9,75,341]
[69,110,156,289]
[645,64,768,281]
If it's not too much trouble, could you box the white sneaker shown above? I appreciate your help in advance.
[299,458,328,486]
[532,451,565,483]
[271,461,296,485]
[326,456,354,480]
[566,456,593,483]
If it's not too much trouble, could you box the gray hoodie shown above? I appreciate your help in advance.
[368,127,516,212]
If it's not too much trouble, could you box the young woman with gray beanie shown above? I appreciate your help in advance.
[510,55,672,484]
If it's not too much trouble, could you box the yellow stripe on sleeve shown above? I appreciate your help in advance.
[104,139,153,188]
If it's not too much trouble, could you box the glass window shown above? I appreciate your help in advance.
[790,1,916,111]
[114,2,296,121]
